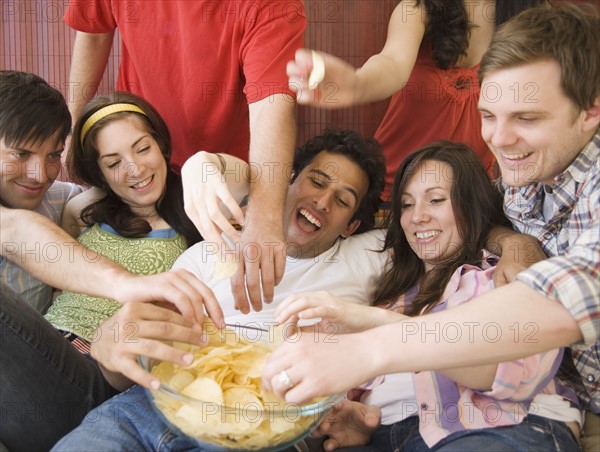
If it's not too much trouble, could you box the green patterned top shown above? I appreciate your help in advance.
[44,223,187,341]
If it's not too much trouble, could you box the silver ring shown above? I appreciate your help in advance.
[277,370,294,388]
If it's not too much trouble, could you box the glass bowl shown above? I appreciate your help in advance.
[138,323,343,452]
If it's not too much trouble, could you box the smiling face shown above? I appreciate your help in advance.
[479,60,599,187]
[399,160,462,272]
[0,132,63,210]
[284,151,369,259]
[95,117,168,217]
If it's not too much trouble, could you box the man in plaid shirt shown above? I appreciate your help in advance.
[262,3,598,450]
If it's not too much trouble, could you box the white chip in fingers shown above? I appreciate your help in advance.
[213,256,238,280]
[308,51,325,89]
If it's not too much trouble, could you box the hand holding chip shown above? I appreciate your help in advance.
[286,48,360,107]
[181,151,246,252]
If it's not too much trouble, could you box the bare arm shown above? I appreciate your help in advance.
[263,282,580,403]
[67,31,114,121]
[0,206,224,324]
[486,226,547,286]
[289,1,425,107]
[60,187,106,238]
[182,152,248,247]
[231,93,296,313]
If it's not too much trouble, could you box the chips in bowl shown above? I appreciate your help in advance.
[140,322,341,451]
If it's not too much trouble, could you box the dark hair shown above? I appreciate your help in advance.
[68,92,201,246]
[291,129,385,233]
[480,2,600,111]
[416,0,546,69]
[372,141,510,315]
[0,70,70,148]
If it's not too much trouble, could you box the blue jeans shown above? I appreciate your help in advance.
[338,414,580,452]
[53,385,218,451]
[53,385,301,451]
[0,283,117,451]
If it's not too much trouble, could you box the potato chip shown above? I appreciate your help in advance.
[308,51,325,89]
[149,323,331,450]
[213,255,238,280]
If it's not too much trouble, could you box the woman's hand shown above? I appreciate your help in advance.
[287,49,360,108]
[114,268,225,327]
[181,151,247,249]
[275,291,404,334]
[90,302,210,391]
[262,331,374,404]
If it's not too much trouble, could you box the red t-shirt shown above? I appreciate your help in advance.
[65,1,305,171]
[374,42,494,201]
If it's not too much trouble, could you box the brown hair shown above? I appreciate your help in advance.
[479,2,600,111]
[69,92,201,246]
[372,141,509,315]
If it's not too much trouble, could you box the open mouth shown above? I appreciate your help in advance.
[297,208,322,232]
[131,175,154,189]
[415,231,440,240]
[500,151,533,161]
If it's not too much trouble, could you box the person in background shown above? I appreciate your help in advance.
[64,0,307,311]
[288,0,545,200]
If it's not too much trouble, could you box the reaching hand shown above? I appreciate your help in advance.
[114,268,225,326]
[262,331,374,405]
[181,151,245,250]
[231,213,286,314]
[90,302,208,390]
[274,291,396,334]
[314,400,381,451]
[287,48,359,108]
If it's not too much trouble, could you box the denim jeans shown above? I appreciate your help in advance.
[338,414,580,452]
[0,283,117,451]
[53,385,213,451]
[53,385,302,452]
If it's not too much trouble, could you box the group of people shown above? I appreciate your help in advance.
[0,0,598,451]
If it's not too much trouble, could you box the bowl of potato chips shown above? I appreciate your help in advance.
[139,322,342,451]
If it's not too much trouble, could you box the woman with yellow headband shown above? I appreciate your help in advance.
[44,92,205,342]
[4,92,247,449]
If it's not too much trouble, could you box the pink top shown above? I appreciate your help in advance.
[412,257,567,446]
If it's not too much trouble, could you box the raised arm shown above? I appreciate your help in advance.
[289,0,425,107]
[231,93,296,313]
[181,152,248,247]
[67,31,114,122]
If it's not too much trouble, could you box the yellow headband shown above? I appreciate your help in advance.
[80,103,147,145]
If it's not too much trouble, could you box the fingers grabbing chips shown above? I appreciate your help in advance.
[149,321,324,450]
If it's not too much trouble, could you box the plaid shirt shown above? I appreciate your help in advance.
[502,129,600,413]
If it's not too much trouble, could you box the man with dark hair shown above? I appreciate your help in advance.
[53,129,388,450]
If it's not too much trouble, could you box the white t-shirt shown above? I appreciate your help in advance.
[172,229,388,327]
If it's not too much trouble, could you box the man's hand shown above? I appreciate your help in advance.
[113,268,225,326]
[314,400,381,450]
[90,303,207,391]
[492,231,547,286]
[231,216,286,313]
